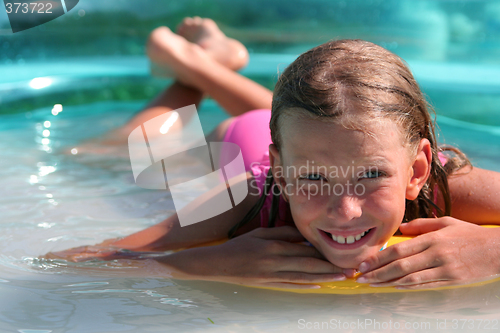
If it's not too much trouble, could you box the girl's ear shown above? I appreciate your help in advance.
[269,144,289,202]
[268,144,281,179]
[406,139,432,200]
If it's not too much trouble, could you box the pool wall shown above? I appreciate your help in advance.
[2,0,500,125]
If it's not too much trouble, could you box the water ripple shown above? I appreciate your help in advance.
[70,288,197,308]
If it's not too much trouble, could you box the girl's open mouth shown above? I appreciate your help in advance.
[319,228,375,250]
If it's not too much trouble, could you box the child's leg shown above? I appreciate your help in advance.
[110,18,244,143]
[108,82,204,144]
[147,21,273,117]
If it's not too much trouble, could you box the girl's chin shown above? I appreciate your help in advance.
[330,258,363,270]
[325,247,381,269]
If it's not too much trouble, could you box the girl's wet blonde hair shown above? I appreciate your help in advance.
[229,39,470,238]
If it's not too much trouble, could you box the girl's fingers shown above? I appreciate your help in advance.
[278,256,344,274]
[359,237,431,275]
[358,251,439,284]
[399,218,450,236]
[260,240,325,259]
[250,227,328,259]
[369,268,449,289]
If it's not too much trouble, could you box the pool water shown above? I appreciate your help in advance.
[1,65,500,332]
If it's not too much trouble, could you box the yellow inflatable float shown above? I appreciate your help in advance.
[260,233,500,294]
[189,226,500,294]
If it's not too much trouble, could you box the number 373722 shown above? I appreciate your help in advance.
[5,2,53,14]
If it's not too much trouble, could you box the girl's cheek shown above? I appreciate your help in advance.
[289,190,330,231]
[363,186,402,212]
[290,186,330,213]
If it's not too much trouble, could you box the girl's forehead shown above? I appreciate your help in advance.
[280,110,403,140]
[279,112,408,161]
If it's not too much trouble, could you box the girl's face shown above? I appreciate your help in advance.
[269,110,431,268]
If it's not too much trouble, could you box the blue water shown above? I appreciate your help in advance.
[1,56,500,332]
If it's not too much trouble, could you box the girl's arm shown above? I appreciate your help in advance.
[440,166,500,224]
[110,171,262,251]
[49,171,262,260]
[46,223,347,289]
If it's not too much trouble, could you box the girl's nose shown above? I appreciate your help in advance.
[327,194,363,223]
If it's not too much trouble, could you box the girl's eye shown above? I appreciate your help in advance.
[361,170,384,179]
[301,174,324,181]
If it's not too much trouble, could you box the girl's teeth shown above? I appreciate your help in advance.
[330,229,370,244]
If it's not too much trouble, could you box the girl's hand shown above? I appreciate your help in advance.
[156,226,349,289]
[355,217,500,289]
[45,238,145,262]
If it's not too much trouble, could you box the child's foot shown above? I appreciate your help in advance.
[176,17,248,71]
[147,17,249,78]
[147,26,209,86]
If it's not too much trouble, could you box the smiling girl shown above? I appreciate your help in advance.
[50,17,500,290]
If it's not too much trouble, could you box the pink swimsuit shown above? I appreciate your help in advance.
[222,109,292,227]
